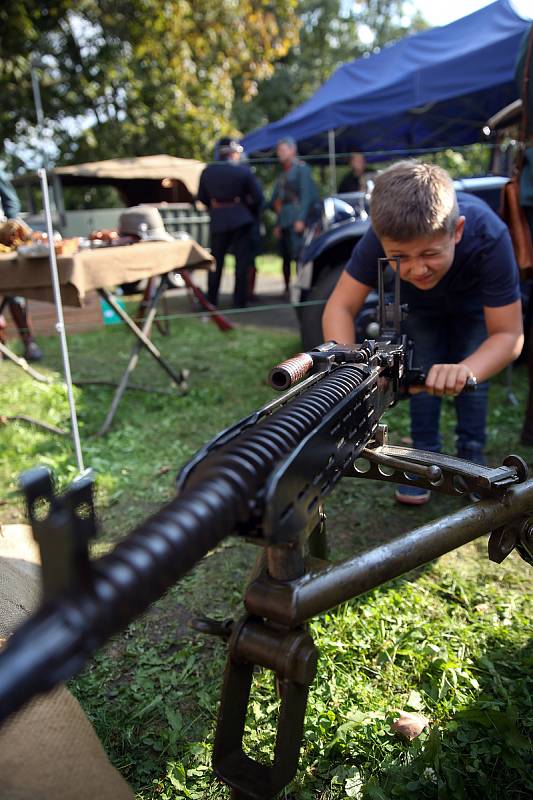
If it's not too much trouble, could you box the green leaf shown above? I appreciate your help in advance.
[166,707,183,733]
[406,689,425,710]
[131,693,163,720]
[345,770,363,797]
[455,708,530,751]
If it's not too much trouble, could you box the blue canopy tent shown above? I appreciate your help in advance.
[242,0,531,164]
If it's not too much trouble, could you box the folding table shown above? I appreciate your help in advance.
[0,240,220,433]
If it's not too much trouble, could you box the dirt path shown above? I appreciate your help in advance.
[162,268,301,333]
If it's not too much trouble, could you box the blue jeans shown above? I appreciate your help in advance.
[403,305,489,463]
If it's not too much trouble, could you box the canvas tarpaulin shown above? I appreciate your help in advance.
[242,0,532,156]
[54,154,206,196]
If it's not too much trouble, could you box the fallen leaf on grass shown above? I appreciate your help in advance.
[157,465,171,475]
[406,689,425,710]
[391,710,429,740]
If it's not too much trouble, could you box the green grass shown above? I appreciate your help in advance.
[0,318,531,799]
[224,253,283,277]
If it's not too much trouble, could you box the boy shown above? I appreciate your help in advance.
[322,161,523,505]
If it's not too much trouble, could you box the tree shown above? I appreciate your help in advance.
[0,0,299,168]
[0,1,71,169]
[232,0,427,136]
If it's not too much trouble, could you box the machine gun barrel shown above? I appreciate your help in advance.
[0,476,235,723]
[0,361,372,724]
[268,352,314,390]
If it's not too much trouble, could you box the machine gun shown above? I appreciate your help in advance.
[0,258,531,799]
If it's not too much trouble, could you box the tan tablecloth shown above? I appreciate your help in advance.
[0,240,214,307]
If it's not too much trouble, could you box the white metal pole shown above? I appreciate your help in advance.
[30,63,49,172]
[328,129,337,195]
[38,168,85,474]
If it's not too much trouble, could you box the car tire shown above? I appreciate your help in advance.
[299,264,344,350]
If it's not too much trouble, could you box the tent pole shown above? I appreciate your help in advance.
[38,168,86,476]
[328,129,337,195]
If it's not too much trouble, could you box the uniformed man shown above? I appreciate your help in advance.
[338,152,368,194]
[197,138,264,308]
[270,137,319,294]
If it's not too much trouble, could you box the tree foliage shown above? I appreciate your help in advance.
[1,0,299,167]
[1,0,430,170]
[233,0,427,136]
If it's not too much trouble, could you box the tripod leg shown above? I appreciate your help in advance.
[96,282,186,436]
[213,618,317,799]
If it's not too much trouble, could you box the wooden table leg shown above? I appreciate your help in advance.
[96,281,187,436]
[0,340,51,383]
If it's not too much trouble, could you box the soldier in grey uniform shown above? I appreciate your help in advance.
[270,137,319,294]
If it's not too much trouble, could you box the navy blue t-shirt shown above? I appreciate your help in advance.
[345,193,521,313]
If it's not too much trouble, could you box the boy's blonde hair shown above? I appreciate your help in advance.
[369,161,459,241]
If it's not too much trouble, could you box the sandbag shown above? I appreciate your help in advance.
[0,524,134,800]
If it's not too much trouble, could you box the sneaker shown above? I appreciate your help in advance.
[395,484,431,505]
[24,342,43,362]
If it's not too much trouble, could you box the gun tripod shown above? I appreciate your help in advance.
[194,427,532,800]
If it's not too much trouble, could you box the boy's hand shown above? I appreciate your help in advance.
[410,363,474,397]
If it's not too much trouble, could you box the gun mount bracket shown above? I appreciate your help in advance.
[361,445,443,483]
[488,519,533,566]
[19,466,97,602]
[350,438,527,501]
[213,615,318,799]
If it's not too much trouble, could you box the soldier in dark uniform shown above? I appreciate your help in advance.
[338,153,368,194]
[197,138,264,307]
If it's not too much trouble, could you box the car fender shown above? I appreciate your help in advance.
[296,219,370,295]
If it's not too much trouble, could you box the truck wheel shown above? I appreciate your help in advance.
[299,264,344,350]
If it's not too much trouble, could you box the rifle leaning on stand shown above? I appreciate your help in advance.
[0,259,531,800]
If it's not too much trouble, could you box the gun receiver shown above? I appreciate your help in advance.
[269,257,475,396]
